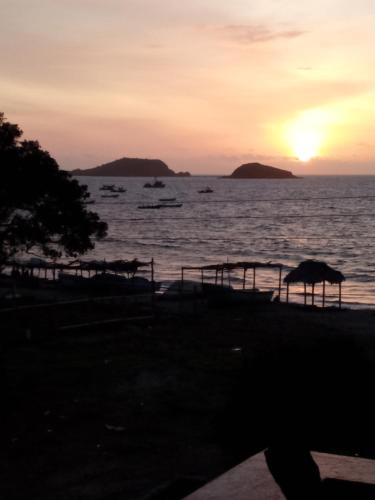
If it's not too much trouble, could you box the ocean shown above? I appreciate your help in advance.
[77,175,375,309]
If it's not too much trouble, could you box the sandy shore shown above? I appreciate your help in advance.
[2,297,375,500]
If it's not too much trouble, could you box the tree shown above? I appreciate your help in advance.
[0,113,107,268]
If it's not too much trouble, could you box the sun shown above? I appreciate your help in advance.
[292,130,321,162]
[285,110,327,162]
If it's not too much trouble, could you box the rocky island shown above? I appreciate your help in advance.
[226,162,297,179]
[71,157,190,177]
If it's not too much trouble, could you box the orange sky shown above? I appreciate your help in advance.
[1,0,375,174]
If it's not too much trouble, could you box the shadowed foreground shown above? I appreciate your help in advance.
[2,302,375,499]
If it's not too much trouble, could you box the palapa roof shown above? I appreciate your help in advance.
[70,259,151,272]
[10,258,151,273]
[283,260,345,285]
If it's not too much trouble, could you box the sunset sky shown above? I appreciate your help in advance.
[1,0,375,175]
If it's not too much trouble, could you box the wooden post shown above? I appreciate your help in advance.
[322,280,326,308]
[201,269,204,285]
[243,268,246,289]
[312,283,315,306]
[151,258,155,292]
[252,267,256,290]
[221,268,224,286]
[278,267,282,298]
[181,267,184,284]
[286,283,289,303]
[215,270,218,285]
[339,282,342,309]
[304,283,307,306]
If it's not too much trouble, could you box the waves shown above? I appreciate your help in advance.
[80,175,375,307]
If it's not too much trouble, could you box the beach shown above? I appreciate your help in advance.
[2,298,375,500]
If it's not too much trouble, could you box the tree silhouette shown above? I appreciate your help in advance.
[0,113,107,268]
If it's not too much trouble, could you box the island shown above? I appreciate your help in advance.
[71,157,191,177]
[225,162,298,179]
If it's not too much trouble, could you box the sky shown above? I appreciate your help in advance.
[1,0,375,175]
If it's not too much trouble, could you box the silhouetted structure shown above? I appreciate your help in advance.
[284,260,345,308]
[182,261,283,296]
[8,257,154,283]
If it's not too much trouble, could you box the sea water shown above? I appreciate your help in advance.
[77,175,375,308]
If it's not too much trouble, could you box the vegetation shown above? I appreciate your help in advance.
[0,113,107,268]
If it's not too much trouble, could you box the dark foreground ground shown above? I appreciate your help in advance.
[2,297,375,500]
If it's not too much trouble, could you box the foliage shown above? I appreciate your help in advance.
[0,113,107,267]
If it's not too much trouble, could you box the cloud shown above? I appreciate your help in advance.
[211,24,306,44]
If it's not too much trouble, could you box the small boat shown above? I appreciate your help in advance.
[59,272,89,288]
[144,179,166,188]
[159,203,183,208]
[207,287,273,305]
[227,289,274,304]
[112,187,126,193]
[159,197,176,202]
[90,273,154,292]
[101,194,119,198]
[84,199,96,204]
[99,184,115,191]
[198,187,213,193]
[138,204,162,209]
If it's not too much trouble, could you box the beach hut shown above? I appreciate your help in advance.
[283,260,345,308]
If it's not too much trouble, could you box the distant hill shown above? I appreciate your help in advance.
[226,162,297,179]
[71,157,190,177]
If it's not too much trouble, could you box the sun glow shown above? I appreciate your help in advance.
[285,110,328,162]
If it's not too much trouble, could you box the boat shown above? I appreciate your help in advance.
[204,286,273,305]
[198,187,213,193]
[99,184,115,191]
[225,288,274,304]
[101,194,119,198]
[144,179,166,188]
[90,273,154,292]
[138,204,162,209]
[159,197,176,202]
[58,272,89,288]
[84,199,96,204]
[59,272,155,293]
[158,280,231,299]
[159,203,183,208]
[112,186,126,193]
[157,280,205,298]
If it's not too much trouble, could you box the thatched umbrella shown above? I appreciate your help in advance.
[283,260,345,308]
